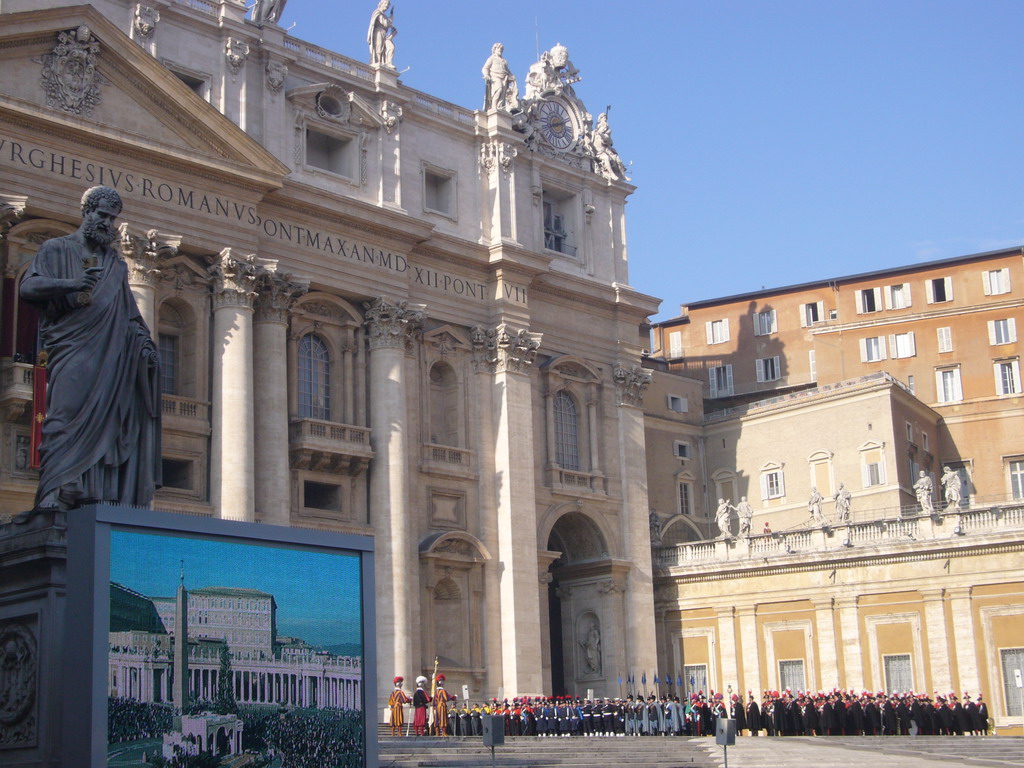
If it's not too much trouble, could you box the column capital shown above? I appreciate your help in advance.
[471,324,541,374]
[0,195,27,242]
[812,597,835,611]
[946,585,973,600]
[613,363,651,407]
[119,224,182,287]
[208,248,272,310]
[255,271,307,323]
[919,587,946,602]
[480,140,517,178]
[363,297,424,350]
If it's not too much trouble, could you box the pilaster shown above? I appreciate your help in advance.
[947,586,980,695]
[812,597,839,689]
[208,249,263,522]
[614,362,658,680]
[736,605,760,697]
[253,273,307,526]
[472,323,543,696]
[365,297,423,705]
[835,596,863,691]
[920,588,952,694]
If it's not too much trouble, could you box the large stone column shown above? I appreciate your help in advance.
[716,606,739,692]
[120,226,180,339]
[253,273,306,526]
[737,605,761,696]
[365,298,423,705]
[947,586,980,695]
[920,588,952,694]
[835,596,863,691]
[813,598,840,690]
[612,364,659,680]
[473,324,544,696]
[209,249,261,522]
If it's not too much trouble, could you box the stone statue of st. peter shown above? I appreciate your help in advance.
[20,186,161,511]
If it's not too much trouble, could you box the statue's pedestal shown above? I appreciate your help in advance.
[0,510,68,768]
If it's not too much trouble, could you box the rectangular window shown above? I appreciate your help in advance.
[883,654,914,693]
[906,422,914,443]
[778,659,806,693]
[860,336,886,363]
[937,327,953,353]
[708,364,734,397]
[936,367,963,403]
[856,287,881,314]
[754,309,777,336]
[890,332,916,359]
[705,318,730,345]
[907,374,915,395]
[161,458,192,490]
[922,431,929,452]
[667,394,688,413]
[423,167,455,216]
[677,481,692,516]
[861,448,886,487]
[809,350,817,382]
[927,276,953,303]
[995,359,1022,395]
[303,480,341,511]
[886,283,912,310]
[984,268,1011,296]
[673,440,691,459]
[158,334,178,395]
[756,356,781,382]
[1009,459,1024,500]
[668,330,683,358]
[1000,647,1024,716]
[989,318,1017,345]
[800,301,823,327]
[542,190,576,256]
[305,128,354,178]
[761,469,785,500]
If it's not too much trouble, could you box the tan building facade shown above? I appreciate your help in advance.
[646,254,1024,734]
[0,0,659,710]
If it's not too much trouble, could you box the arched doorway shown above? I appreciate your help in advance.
[545,511,619,698]
[215,727,229,755]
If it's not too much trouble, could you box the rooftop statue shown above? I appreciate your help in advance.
[482,43,519,112]
[19,186,161,511]
[589,109,629,181]
[251,0,287,25]
[368,0,397,69]
[914,470,934,514]
[524,43,580,100]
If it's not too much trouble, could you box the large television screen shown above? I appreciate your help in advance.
[63,506,375,768]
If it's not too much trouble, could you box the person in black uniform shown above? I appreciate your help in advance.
[745,692,761,736]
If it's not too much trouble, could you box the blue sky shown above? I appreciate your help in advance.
[110,530,363,650]
[278,1,1024,320]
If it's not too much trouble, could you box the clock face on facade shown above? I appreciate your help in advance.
[537,99,576,151]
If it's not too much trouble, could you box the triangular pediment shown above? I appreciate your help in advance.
[0,5,289,190]
[423,324,471,352]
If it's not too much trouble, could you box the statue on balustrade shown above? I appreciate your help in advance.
[715,498,734,539]
[941,466,962,510]
[368,0,397,68]
[19,186,161,511]
[807,487,826,525]
[914,470,934,514]
[736,497,754,537]
[482,43,519,112]
[833,483,852,523]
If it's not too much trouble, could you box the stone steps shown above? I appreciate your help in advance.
[378,735,1024,768]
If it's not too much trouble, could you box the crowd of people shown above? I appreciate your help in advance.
[248,706,364,768]
[107,697,175,744]
[389,688,993,738]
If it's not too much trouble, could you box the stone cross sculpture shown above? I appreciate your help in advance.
[19,186,161,511]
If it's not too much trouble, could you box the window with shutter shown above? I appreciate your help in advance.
[937,327,953,353]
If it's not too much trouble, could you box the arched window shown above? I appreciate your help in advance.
[298,333,331,420]
[553,390,580,471]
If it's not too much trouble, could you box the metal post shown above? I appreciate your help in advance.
[723,744,728,768]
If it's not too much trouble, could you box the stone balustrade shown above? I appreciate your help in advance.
[288,417,373,475]
[654,500,1024,568]
[160,394,209,422]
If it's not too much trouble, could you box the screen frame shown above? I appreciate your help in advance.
[62,504,376,768]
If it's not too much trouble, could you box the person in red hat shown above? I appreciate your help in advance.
[432,674,456,736]
[388,676,411,736]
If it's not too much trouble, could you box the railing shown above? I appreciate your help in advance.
[655,499,1024,568]
[704,372,912,423]
[411,92,476,126]
[422,444,471,466]
[174,0,217,16]
[161,395,209,421]
[282,37,374,81]
[289,418,370,446]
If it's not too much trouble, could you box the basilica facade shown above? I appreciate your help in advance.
[0,0,658,709]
